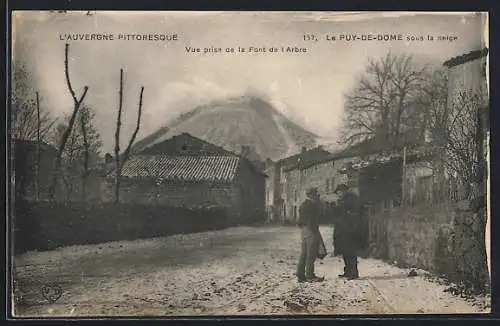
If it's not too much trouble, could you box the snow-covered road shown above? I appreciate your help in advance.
[13,226,490,316]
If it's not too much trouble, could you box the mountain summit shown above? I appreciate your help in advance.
[132,95,320,161]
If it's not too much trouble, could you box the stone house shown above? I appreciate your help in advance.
[444,47,490,279]
[278,146,333,223]
[266,135,433,224]
[334,135,433,209]
[104,133,266,224]
[444,48,488,110]
[442,48,489,194]
[13,138,109,202]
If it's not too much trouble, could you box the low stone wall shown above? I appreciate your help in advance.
[13,200,231,255]
[368,201,489,291]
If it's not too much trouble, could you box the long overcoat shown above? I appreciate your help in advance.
[333,192,368,255]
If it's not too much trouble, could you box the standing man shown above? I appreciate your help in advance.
[330,201,341,257]
[296,187,325,283]
[334,184,366,280]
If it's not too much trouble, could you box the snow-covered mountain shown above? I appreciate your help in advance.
[131,95,324,161]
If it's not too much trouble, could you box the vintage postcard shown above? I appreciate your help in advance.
[10,11,490,317]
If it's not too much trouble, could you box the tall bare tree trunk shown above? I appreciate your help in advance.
[114,69,124,203]
[48,43,89,200]
[80,109,89,201]
[35,92,40,200]
[113,68,144,203]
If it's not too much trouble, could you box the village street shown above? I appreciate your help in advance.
[13,226,489,317]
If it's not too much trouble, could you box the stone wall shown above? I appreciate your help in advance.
[369,201,489,290]
[385,204,450,271]
[13,201,229,254]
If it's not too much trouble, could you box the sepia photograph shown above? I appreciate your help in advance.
[9,11,490,317]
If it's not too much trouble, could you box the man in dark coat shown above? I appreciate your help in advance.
[330,201,341,257]
[296,187,325,283]
[333,184,366,280]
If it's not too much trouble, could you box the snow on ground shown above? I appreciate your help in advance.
[13,226,490,317]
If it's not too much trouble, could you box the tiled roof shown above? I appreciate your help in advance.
[114,155,241,183]
[332,133,424,159]
[281,146,332,172]
[443,48,488,68]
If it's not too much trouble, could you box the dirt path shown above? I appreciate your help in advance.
[13,226,490,316]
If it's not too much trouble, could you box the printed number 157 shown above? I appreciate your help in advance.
[303,34,318,41]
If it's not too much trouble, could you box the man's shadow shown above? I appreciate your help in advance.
[356,273,413,281]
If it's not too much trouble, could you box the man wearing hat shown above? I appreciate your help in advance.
[333,183,366,279]
[296,187,325,283]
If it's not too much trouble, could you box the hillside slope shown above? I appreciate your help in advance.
[132,95,320,161]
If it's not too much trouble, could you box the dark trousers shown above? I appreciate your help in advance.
[297,228,319,278]
[343,254,359,277]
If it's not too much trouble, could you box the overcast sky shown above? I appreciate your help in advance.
[12,11,487,153]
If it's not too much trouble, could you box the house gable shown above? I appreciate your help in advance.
[137,132,233,156]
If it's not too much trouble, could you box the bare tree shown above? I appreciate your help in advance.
[35,92,40,200]
[113,68,144,203]
[51,105,102,201]
[11,61,57,201]
[440,91,484,198]
[340,52,426,145]
[12,63,57,142]
[48,43,89,200]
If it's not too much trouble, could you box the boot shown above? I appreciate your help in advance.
[306,275,325,282]
[296,273,307,283]
[347,265,359,280]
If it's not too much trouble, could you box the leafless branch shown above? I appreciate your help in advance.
[48,43,89,200]
[122,86,144,164]
[113,70,144,203]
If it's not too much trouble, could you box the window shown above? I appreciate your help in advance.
[325,179,329,193]
[330,177,335,193]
